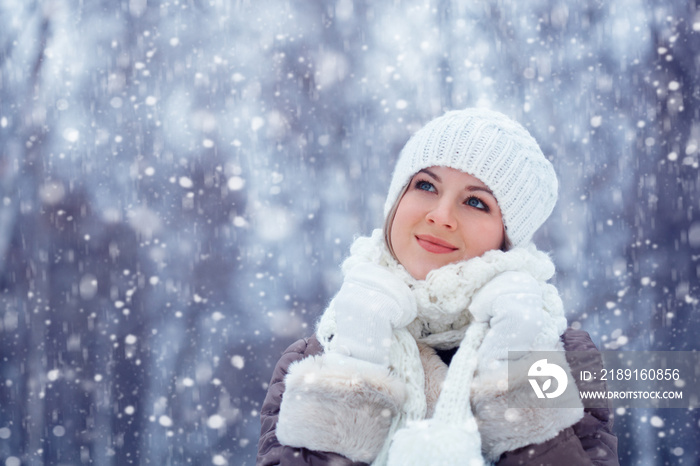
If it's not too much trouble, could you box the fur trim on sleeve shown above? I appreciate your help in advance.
[471,352,584,461]
[276,352,406,463]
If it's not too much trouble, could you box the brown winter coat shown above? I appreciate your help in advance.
[257,328,619,466]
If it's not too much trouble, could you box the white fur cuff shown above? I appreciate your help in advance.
[387,418,485,466]
[277,352,406,463]
[471,352,584,461]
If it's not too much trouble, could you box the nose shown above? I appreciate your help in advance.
[426,199,456,229]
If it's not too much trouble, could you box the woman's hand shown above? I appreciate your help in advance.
[332,262,417,365]
[469,271,548,360]
[469,271,584,461]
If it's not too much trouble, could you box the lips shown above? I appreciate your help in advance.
[415,234,458,254]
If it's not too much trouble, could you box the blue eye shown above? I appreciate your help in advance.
[466,197,488,211]
[415,180,436,192]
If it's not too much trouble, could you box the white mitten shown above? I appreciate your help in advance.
[470,272,582,460]
[332,262,417,365]
[387,418,485,466]
[469,271,548,363]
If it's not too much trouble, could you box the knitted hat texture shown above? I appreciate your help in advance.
[384,108,558,246]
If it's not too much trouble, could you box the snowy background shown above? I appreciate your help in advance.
[1,0,699,464]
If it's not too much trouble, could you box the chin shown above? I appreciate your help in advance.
[409,263,441,281]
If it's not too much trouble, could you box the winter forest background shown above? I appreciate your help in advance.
[1,0,699,465]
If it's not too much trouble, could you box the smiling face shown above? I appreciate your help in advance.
[388,166,505,280]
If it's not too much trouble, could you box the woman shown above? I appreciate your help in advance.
[257,108,618,465]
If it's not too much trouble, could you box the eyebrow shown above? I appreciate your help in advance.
[418,168,496,197]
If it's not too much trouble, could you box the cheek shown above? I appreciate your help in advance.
[389,199,417,255]
[484,220,505,248]
[464,217,504,253]
[390,199,411,235]
[389,208,406,249]
[492,228,505,250]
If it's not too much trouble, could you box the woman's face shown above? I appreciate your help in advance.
[389,166,505,280]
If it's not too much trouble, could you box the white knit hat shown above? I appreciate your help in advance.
[384,108,558,246]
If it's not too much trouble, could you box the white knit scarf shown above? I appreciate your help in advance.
[316,229,566,465]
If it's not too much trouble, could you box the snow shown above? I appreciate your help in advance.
[231,355,245,370]
[62,128,80,142]
[79,274,99,300]
[158,415,173,428]
[207,414,226,429]
[251,117,265,132]
[227,176,245,191]
[650,416,665,428]
[1,0,699,464]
